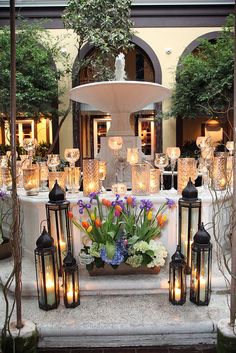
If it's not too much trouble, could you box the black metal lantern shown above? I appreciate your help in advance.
[178,178,201,274]
[63,250,80,308]
[190,223,212,306]
[34,226,60,311]
[46,181,72,276]
[169,245,187,305]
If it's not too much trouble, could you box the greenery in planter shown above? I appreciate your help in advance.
[170,14,234,133]
[63,0,134,82]
[69,193,175,270]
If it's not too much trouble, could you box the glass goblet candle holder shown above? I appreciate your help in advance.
[127,148,139,165]
[166,147,181,191]
[154,153,169,191]
[98,161,107,192]
[65,167,81,193]
[64,148,80,167]
[226,141,234,156]
[47,154,61,172]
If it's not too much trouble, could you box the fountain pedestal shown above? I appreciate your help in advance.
[97,135,142,188]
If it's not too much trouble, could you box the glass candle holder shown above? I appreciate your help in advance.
[83,159,100,196]
[65,167,81,193]
[111,183,127,196]
[227,155,233,187]
[98,161,107,192]
[23,164,39,196]
[47,154,61,172]
[108,136,123,153]
[154,153,169,191]
[39,161,49,192]
[149,168,160,194]
[127,148,139,165]
[166,147,181,191]
[226,141,234,156]
[211,153,227,191]
[64,148,80,167]
[132,163,150,196]
[48,171,66,191]
[177,158,197,194]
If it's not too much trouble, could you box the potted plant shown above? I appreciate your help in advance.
[69,192,175,275]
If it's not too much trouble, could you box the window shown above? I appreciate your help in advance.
[138,117,155,161]
[93,117,111,156]
[5,119,35,146]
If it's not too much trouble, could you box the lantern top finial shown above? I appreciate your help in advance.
[171,245,186,264]
[182,178,198,200]
[63,250,77,267]
[49,180,65,203]
[36,226,54,249]
[193,223,211,244]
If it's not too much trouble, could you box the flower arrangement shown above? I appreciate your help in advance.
[69,193,175,271]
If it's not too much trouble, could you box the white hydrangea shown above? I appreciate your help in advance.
[126,254,143,268]
[133,240,149,253]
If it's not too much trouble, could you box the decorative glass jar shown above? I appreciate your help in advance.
[83,159,100,196]
[177,158,197,194]
[23,162,39,196]
[149,168,160,194]
[132,163,150,196]
[210,152,227,191]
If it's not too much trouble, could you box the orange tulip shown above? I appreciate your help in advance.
[126,196,133,205]
[82,221,89,229]
[102,199,112,207]
[115,205,122,213]
[95,218,102,228]
[157,214,167,227]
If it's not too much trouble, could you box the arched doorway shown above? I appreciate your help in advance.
[175,31,232,149]
[72,36,163,160]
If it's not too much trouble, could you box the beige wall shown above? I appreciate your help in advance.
[48,26,221,156]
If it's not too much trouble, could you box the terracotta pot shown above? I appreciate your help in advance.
[87,263,161,276]
[0,240,12,260]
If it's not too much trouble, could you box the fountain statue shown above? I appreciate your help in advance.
[70,53,171,188]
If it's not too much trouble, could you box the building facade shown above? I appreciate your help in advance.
[0,0,234,159]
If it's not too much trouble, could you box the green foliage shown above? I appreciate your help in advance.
[1,330,38,353]
[170,15,234,119]
[0,19,71,119]
[63,0,134,81]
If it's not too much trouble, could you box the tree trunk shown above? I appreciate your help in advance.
[10,0,23,330]
[230,8,236,327]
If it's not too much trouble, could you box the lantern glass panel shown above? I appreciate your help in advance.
[46,202,71,276]
[35,249,59,310]
[64,271,79,306]
[169,266,186,305]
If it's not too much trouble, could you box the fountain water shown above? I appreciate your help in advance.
[70,54,171,188]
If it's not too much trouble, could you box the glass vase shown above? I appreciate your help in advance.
[83,159,100,196]
[65,167,81,193]
[23,164,40,196]
[132,163,150,196]
[149,168,160,194]
[177,158,197,194]
[211,152,227,191]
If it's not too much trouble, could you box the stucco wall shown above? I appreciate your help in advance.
[48,26,221,156]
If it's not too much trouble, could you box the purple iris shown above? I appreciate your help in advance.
[77,199,91,214]
[111,194,124,209]
[140,199,153,211]
[166,198,175,209]
[89,192,100,204]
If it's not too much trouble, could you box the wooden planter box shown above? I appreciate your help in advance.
[88,263,161,276]
[0,240,12,260]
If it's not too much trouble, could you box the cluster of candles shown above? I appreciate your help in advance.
[35,182,80,311]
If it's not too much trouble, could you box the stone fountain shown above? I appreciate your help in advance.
[70,53,171,188]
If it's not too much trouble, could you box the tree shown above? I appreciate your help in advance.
[0,19,71,127]
[170,15,234,124]
[62,0,134,82]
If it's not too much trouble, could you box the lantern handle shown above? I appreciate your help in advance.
[40,219,48,233]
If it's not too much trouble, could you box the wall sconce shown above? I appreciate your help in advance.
[34,226,60,311]
[178,178,201,274]
[190,223,212,306]
[46,181,72,276]
[169,245,186,305]
[63,250,80,308]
